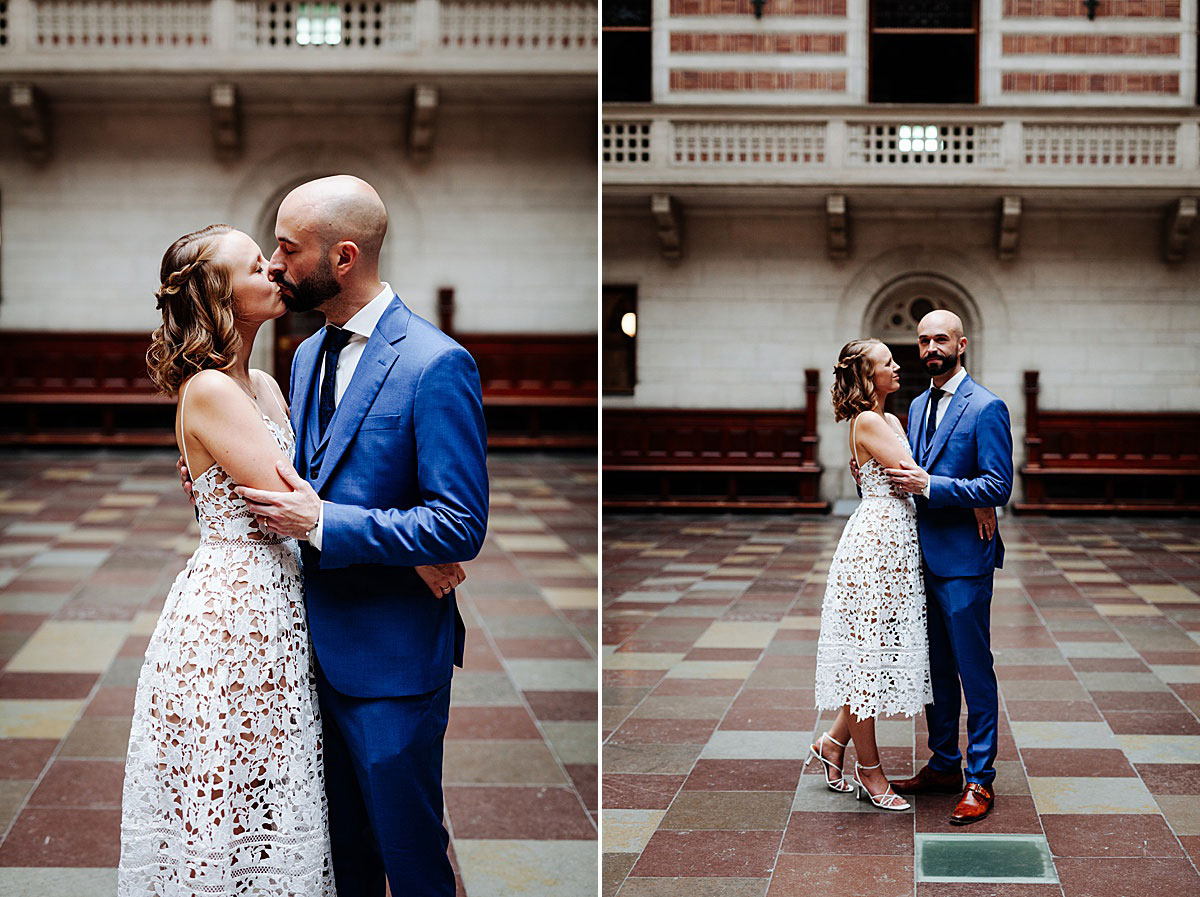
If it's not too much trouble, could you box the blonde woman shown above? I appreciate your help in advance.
[806,339,932,811]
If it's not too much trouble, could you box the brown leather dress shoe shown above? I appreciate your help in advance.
[949,782,994,825]
[892,764,964,795]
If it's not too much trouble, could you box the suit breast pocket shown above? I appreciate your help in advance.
[360,413,403,431]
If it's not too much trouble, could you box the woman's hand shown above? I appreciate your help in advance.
[416,563,467,598]
[974,507,997,541]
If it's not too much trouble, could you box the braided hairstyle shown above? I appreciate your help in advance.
[830,338,883,422]
[146,224,241,396]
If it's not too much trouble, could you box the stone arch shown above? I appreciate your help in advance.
[834,244,1009,376]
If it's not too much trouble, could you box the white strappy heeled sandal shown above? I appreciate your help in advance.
[804,731,853,793]
[851,761,910,811]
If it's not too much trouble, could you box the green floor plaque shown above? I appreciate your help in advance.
[915,833,1058,884]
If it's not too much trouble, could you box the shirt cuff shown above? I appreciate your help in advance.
[307,501,325,551]
[921,479,931,500]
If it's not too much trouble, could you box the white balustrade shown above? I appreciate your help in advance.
[32,0,211,49]
[3,0,597,61]
[233,0,417,50]
[438,1,596,51]
[846,122,1003,168]
[671,121,825,167]
[1022,124,1178,168]
[603,113,1192,188]
[602,120,651,166]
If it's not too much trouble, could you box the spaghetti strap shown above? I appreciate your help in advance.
[251,369,288,421]
[178,377,194,475]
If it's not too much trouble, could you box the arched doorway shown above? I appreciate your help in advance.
[866,274,979,423]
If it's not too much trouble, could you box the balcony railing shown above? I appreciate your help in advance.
[1,0,597,71]
[602,109,1200,189]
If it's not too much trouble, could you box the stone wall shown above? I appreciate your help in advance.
[603,205,1200,500]
[0,100,597,352]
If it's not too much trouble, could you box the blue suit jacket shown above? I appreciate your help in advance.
[907,373,1013,579]
[289,295,489,698]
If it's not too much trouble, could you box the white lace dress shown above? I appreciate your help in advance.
[119,403,334,897]
[814,422,933,720]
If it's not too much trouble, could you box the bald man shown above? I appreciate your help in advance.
[234,175,489,896]
[882,310,1013,825]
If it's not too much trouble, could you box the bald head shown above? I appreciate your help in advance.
[279,175,388,265]
[918,309,964,341]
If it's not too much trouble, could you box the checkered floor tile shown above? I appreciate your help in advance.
[602,513,1200,897]
[0,449,597,897]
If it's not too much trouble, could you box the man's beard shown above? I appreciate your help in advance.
[278,257,341,313]
[923,347,961,376]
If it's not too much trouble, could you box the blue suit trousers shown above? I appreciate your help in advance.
[315,658,455,897]
[923,567,999,788]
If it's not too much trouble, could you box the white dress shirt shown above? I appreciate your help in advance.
[307,283,394,549]
[919,366,968,499]
[922,365,968,434]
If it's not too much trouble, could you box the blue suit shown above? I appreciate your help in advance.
[289,294,489,897]
[907,373,1012,788]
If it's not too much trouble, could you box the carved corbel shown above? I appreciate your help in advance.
[651,193,682,261]
[210,83,241,162]
[997,195,1021,261]
[826,194,848,260]
[1164,197,1197,263]
[408,85,438,164]
[10,83,50,164]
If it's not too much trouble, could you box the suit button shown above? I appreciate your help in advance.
[311,464,320,478]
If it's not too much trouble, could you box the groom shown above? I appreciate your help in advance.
[233,175,489,895]
[882,310,1013,825]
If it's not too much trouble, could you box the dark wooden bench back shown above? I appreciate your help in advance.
[457,334,597,399]
[602,370,826,509]
[0,331,159,396]
[604,408,816,468]
[1018,370,1200,513]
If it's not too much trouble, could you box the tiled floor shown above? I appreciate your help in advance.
[602,513,1200,897]
[0,448,597,897]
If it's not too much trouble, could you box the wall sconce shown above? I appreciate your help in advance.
[1082,0,1098,20]
[752,0,766,19]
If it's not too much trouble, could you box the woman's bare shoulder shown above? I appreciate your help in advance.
[854,410,889,433]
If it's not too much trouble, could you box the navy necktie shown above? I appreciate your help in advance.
[318,325,353,438]
[924,387,946,455]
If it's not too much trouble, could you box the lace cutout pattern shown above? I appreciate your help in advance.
[814,425,933,719]
[119,416,335,896]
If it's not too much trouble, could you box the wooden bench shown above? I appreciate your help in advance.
[0,331,176,446]
[454,333,596,450]
[603,370,828,510]
[438,290,596,450]
[1016,370,1200,514]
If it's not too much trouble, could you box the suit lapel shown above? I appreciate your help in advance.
[311,296,411,493]
[908,391,927,459]
[923,375,974,470]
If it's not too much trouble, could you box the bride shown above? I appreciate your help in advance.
[119,224,462,894]
[808,338,933,811]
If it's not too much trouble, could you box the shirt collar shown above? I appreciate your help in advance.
[340,283,394,341]
[932,366,968,396]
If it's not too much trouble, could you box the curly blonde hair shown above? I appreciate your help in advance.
[146,224,241,396]
[830,338,883,422]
